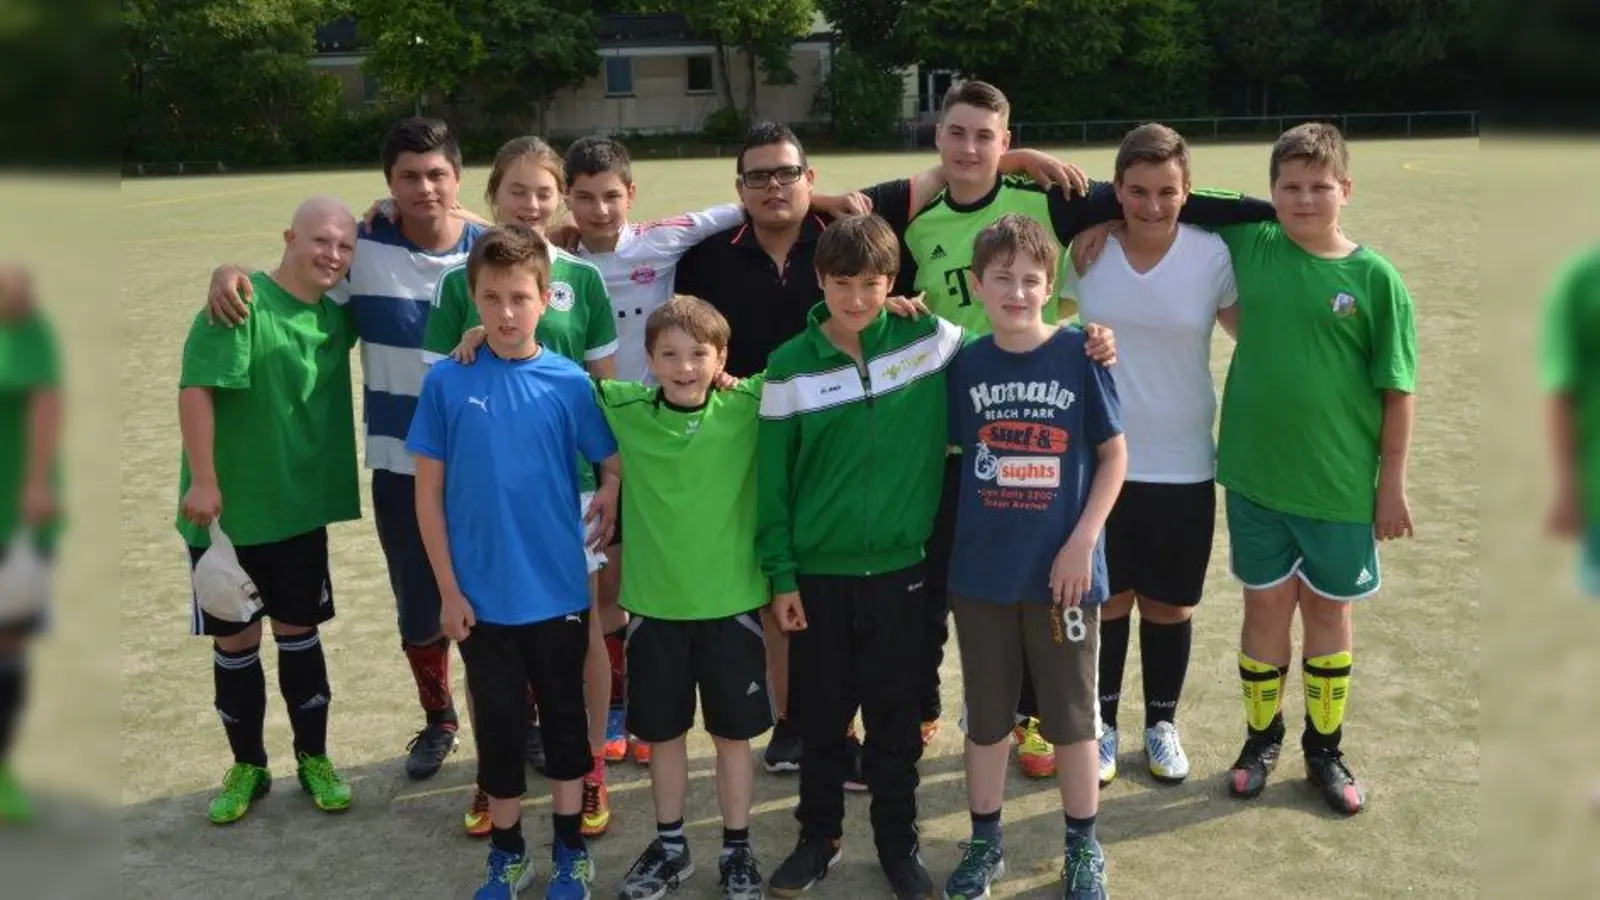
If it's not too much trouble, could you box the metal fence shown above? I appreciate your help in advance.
[899,110,1480,149]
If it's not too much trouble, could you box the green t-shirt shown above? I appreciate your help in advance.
[175,272,361,548]
[595,378,766,621]
[425,248,618,491]
[0,310,62,551]
[1540,247,1600,520]
[1214,223,1418,523]
[902,176,1066,335]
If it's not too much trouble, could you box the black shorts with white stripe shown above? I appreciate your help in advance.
[625,610,774,743]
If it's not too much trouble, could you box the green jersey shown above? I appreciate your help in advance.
[1540,247,1600,520]
[1215,223,1418,523]
[900,178,1275,335]
[175,272,361,548]
[425,248,617,491]
[595,378,766,620]
[0,310,62,551]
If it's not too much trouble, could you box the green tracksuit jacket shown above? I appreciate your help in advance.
[757,303,964,594]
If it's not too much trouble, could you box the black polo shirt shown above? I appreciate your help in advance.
[673,209,833,378]
[674,181,914,377]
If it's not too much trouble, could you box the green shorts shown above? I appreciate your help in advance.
[1225,491,1380,601]
[1580,525,1600,597]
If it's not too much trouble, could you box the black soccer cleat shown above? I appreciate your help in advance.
[1306,750,1366,816]
[1227,732,1282,799]
[404,721,459,780]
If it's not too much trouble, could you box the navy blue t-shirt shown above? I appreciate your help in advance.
[948,327,1123,606]
[406,348,618,625]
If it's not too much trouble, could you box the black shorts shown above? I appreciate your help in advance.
[459,613,592,798]
[371,470,446,645]
[187,527,334,637]
[625,610,774,742]
[1106,480,1216,608]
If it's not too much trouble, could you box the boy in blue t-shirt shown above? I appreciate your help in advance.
[407,225,620,900]
[944,215,1127,900]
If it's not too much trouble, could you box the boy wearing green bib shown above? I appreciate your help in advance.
[1541,247,1600,595]
[0,266,62,823]
[1214,125,1418,816]
[175,197,362,825]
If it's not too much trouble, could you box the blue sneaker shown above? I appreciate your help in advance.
[603,707,627,763]
[547,840,595,900]
[474,845,535,900]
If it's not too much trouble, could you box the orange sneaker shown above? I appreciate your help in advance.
[920,719,940,745]
[463,787,492,838]
[632,739,652,765]
[580,767,611,837]
[1014,717,1056,778]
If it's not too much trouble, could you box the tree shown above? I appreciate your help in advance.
[634,0,815,120]
[897,0,1128,121]
[122,0,341,163]
[1204,0,1323,116]
[815,0,915,69]
[351,0,600,128]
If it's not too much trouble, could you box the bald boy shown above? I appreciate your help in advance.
[175,197,362,825]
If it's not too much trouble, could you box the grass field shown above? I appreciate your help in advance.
[105,138,1497,898]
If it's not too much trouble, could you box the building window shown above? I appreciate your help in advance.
[686,55,714,94]
[604,57,634,97]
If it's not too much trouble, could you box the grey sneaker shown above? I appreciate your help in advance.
[942,837,1005,899]
[718,846,764,900]
[619,839,694,900]
[1061,837,1107,900]
[1097,727,1118,787]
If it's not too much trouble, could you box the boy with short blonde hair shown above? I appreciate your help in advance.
[945,214,1126,900]
[1216,123,1417,816]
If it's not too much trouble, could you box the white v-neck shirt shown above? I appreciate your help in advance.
[1066,224,1237,483]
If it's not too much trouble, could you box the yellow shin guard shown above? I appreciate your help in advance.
[1238,653,1284,732]
[1303,651,1353,735]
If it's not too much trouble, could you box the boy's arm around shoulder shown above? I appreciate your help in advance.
[755,358,802,597]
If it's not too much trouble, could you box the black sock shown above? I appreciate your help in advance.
[554,811,584,851]
[491,819,525,856]
[658,817,687,857]
[1098,614,1131,729]
[0,650,24,761]
[1301,714,1343,755]
[722,826,750,855]
[1140,618,1191,728]
[213,643,268,767]
[1064,813,1097,846]
[970,807,1002,843]
[276,630,331,758]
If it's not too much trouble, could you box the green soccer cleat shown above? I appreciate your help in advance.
[0,764,35,824]
[296,752,352,813]
[208,763,272,825]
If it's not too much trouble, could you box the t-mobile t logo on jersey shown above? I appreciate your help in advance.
[943,265,975,307]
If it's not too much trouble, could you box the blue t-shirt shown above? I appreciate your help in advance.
[948,327,1123,606]
[406,348,618,625]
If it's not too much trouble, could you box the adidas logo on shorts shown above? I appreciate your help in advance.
[1355,567,1374,587]
[747,682,760,696]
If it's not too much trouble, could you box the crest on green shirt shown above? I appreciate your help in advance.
[549,280,575,312]
[1331,291,1358,318]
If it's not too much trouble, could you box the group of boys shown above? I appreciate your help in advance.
[163,76,1422,900]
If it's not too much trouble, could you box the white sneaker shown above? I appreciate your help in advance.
[1145,721,1190,783]
[1097,726,1118,786]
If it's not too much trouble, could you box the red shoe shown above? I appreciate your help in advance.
[632,739,652,765]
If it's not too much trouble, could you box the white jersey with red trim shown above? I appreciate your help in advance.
[578,203,744,382]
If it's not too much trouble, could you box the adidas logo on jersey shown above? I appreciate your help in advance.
[1355,567,1374,587]
[746,682,761,696]
[930,244,947,260]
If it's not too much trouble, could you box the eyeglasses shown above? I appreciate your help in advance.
[740,166,805,189]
